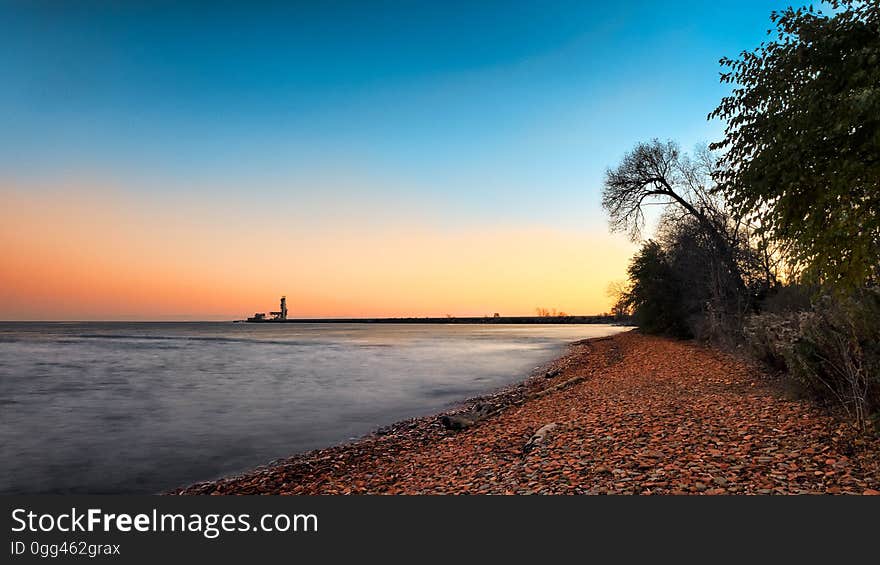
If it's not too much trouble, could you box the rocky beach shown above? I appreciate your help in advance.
[172,331,880,495]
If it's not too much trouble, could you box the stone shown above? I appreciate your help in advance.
[440,414,477,431]
[523,423,559,453]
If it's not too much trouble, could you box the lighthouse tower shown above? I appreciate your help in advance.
[279,296,288,320]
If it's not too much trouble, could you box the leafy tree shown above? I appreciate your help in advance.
[621,240,690,337]
[658,213,771,342]
[710,0,880,289]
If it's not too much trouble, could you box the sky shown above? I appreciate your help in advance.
[0,0,792,320]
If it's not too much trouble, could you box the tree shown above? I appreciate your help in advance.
[621,240,690,337]
[606,280,632,319]
[710,0,880,289]
[602,139,748,298]
[602,139,791,342]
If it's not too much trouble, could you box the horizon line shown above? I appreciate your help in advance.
[0,313,617,323]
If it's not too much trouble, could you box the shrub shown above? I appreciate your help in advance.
[758,284,813,315]
[744,288,880,428]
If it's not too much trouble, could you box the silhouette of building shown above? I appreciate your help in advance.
[268,296,288,321]
[248,296,288,322]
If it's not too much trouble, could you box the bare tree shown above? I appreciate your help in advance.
[606,280,632,318]
[602,139,747,296]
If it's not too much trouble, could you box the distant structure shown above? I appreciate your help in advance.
[269,296,288,321]
[247,296,287,322]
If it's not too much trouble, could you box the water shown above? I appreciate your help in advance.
[0,322,630,494]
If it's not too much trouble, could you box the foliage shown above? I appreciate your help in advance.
[601,3,880,429]
[603,141,784,342]
[618,213,774,342]
[620,240,690,337]
[657,215,747,344]
[710,1,880,289]
[758,283,813,314]
[743,288,880,428]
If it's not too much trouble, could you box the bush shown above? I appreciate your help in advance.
[744,288,880,428]
[758,284,813,315]
[742,312,798,371]
[692,300,745,351]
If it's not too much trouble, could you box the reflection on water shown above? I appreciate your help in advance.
[0,322,630,494]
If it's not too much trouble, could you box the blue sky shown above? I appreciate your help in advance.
[2,1,791,221]
[0,1,801,319]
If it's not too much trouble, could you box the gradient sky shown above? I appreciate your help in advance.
[1,0,792,320]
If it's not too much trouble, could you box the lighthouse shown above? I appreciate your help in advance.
[279,296,288,320]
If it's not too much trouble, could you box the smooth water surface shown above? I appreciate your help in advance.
[0,322,630,494]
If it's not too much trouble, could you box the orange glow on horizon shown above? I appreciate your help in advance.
[1,182,635,320]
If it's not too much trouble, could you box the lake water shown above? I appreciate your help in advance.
[0,322,630,494]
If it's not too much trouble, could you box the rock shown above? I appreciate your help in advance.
[713,477,729,487]
[440,414,477,430]
[694,482,707,492]
[863,489,880,496]
[523,423,558,453]
[545,368,562,379]
[439,403,500,430]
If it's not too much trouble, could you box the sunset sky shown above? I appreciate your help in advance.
[1,1,789,320]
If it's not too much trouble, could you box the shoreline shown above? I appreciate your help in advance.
[170,331,880,495]
[170,333,601,495]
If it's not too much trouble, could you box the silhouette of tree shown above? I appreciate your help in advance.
[602,140,747,297]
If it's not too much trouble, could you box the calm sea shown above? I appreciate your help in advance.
[0,322,629,494]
